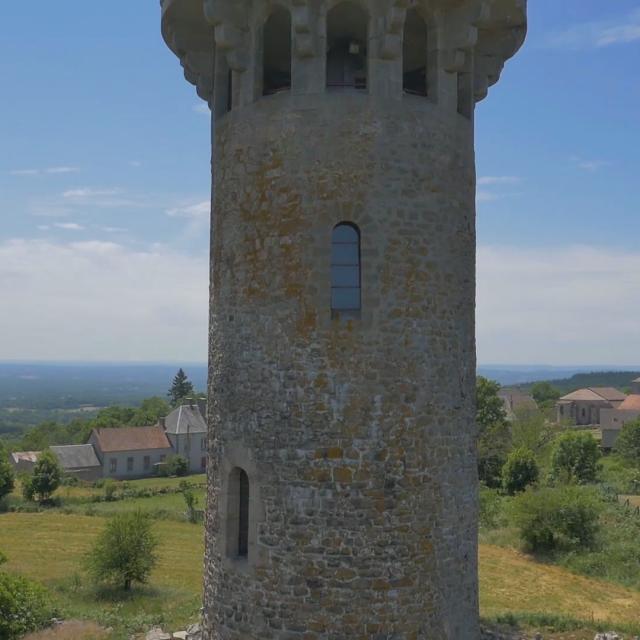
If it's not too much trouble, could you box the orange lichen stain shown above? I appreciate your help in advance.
[313,373,329,390]
[296,307,317,340]
[333,467,353,483]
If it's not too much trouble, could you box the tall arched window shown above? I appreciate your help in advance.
[326,2,368,90]
[227,467,250,559]
[238,469,249,557]
[263,7,292,95]
[403,8,428,96]
[331,223,361,312]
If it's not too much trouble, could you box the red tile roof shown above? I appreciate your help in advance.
[92,426,172,453]
[618,395,640,412]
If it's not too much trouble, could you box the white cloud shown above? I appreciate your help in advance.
[477,176,521,186]
[62,188,121,199]
[546,9,640,50]
[53,222,84,231]
[9,166,79,176]
[477,245,640,366]
[571,157,610,173]
[166,201,210,220]
[0,239,208,362]
[476,176,521,205]
[193,103,210,115]
[45,166,80,174]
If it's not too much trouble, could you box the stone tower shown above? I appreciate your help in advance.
[161,1,526,638]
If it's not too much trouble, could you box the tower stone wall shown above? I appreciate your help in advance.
[161,1,527,638]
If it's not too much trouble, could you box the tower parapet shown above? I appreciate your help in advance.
[162,0,525,117]
[161,2,526,639]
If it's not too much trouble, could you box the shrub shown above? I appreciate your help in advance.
[615,419,640,465]
[479,486,504,529]
[103,479,118,502]
[0,444,15,502]
[551,431,600,484]
[165,455,189,477]
[502,448,539,495]
[86,510,158,591]
[23,450,63,504]
[510,485,603,553]
[0,567,54,639]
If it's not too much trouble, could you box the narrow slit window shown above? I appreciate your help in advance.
[331,223,361,312]
[238,469,249,557]
[263,8,292,96]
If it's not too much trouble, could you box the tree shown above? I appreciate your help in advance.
[551,431,600,484]
[510,485,602,553]
[130,397,171,427]
[511,407,554,454]
[168,369,195,405]
[180,481,199,523]
[87,511,158,591]
[476,377,511,488]
[502,447,539,495]
[0,443,15,502]
[614,419,640,465]
[24,450,62,504]
[159,454,189,477]
[531,382,561,407]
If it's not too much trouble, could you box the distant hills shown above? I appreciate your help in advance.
[0,362,208,410]
[1,362,639,411]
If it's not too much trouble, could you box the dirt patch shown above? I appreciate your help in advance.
[22,620,110,640]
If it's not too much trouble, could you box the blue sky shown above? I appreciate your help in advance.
[0,1,639,365]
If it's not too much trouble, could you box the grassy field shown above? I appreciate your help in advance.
[3,508,640,638]
[0,512,204,639]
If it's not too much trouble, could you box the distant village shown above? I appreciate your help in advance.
[9,399,207,481]
[500,376,640,451]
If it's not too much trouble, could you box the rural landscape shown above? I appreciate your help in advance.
[3,366,640,639]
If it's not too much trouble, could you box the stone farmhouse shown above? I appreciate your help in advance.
[556,387,626,426]
[601,378,640,449]
[498,388,537,421]
[9,400,207,481]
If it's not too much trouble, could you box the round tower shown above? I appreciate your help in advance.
[161,1,526,638]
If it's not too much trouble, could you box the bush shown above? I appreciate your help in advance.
[0,444,15,502]
[479,486,504,529]
[23,450,63,504]
[615,419,640,465]
[510,485,603,553]
[162,455,188,477]
[0,567,55,639]
[551,431,600,484]
[502,448,539,495]
[86,510,158,591]
[103,479,118,502]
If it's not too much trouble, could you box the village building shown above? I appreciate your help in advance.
[9,451,39,474]
[556,387,626,426]
[89,425,173,479]
[600,378,640,449]
[161,400,207,474]
[498,388,537,421]
[49,444,102,482]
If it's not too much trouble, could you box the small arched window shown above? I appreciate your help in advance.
[227,467,250,559]
[403,8,428,96]
[326,2,368,90]
[263,7,292,96]
[331,223,361,312]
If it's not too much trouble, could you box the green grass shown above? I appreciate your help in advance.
[0,513,204,639]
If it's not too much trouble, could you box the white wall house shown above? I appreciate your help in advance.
[162,400,207,474]
[89,425,173,479]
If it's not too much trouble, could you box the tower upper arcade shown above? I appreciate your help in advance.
[161,0,526,119]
